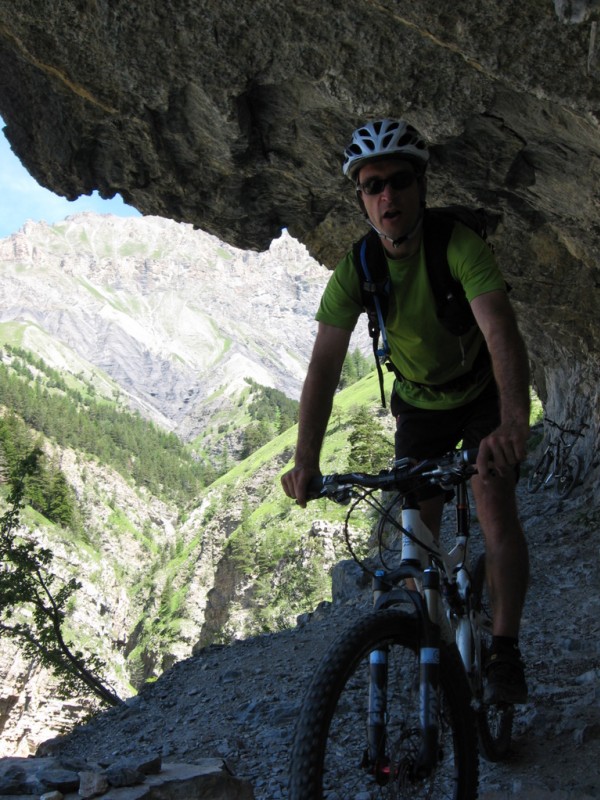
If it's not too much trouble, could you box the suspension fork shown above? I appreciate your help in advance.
[418,568,442,775]
[454,479,470,604]
[366,569,443,780]
[366,570,390,775]
[454,480,474,674]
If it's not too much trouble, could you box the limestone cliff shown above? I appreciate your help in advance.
[0,214,329,438]
[0,1,599,472]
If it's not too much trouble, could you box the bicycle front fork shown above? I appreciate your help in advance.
[419,569,442,774]
[366,570,390,781]
[366,569,442,782]
[367,645,390,783]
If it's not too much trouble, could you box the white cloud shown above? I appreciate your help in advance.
[0,120,141,238]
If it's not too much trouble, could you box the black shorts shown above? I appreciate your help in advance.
[392,379,500,463]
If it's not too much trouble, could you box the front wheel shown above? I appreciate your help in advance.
[555,454,582,498]
[527,449,553,493]
[471,555,514,761]
[289,609,478,799]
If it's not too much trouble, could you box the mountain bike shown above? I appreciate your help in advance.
[527,417,588,498]
[289,448,514,800]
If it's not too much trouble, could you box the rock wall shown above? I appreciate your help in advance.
[0,0,599,472]
[0,645,96,758]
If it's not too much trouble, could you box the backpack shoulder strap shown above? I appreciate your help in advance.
[351,230,392,407]
[352,230,389,309]
[422,208,477,336]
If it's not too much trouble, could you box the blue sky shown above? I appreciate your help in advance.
[0,117,141,239]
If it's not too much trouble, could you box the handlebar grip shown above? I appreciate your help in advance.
[460,447,479,465]
[306,475,326,500]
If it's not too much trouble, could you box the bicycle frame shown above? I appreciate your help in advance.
[554,429,577,473]
[544,433,567,484]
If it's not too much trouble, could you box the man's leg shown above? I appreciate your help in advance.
[392,391,458,539]
[471,472,529,636]
[417,494,445,538]
[471,472,529,703]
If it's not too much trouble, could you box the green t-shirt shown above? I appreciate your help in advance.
[316,222,506,410]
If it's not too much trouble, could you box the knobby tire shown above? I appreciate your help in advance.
[527,450,553,493]
[555,454,582,498]
[289,609,478,799]
[471,555,514,762]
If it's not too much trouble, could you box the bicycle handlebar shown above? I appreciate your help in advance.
[543,417,589,438]
[307,448,479,503]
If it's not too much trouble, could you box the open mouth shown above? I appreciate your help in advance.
[382,210,401,220]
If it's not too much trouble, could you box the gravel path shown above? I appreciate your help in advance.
[49,479,600,799]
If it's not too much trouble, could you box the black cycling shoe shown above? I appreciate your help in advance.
[484,648,528,705]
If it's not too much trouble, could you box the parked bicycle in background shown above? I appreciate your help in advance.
[527,417,589,498]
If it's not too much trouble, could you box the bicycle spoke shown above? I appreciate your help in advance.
[290,611,477,799]
[321,644,458,798]
[555,454,582,498]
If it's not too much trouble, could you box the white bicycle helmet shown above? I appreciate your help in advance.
[342,119,429,180]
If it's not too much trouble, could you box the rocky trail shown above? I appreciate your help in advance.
[17,478,600,799]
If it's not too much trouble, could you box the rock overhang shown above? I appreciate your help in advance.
[0,0,599,471]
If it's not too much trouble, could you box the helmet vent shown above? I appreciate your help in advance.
[342,119,429,177]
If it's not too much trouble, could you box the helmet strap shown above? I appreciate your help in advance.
[365,202,426,249]
[355,172,427,248]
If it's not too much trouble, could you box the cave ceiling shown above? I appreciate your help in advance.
[0,0,599,459]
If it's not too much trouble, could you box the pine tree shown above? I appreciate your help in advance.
[0,449,121,706]
[347,406,392,472]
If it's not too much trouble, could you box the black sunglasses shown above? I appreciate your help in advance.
[357,170,417,196]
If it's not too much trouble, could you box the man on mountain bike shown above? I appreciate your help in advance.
[281,119,530,705]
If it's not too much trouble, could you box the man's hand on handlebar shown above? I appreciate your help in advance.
[281,465,323,508]
[476,421,529,481]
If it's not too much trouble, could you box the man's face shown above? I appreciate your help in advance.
[356,159,423,253]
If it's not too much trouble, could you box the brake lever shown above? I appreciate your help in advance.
[306,476,354,505]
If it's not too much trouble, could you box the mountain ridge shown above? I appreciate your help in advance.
[0,213,333,437]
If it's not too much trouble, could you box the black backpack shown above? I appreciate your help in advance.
[352,206,493,407]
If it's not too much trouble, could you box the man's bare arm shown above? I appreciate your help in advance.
[471,290,530,478]
[281,323,352,506]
